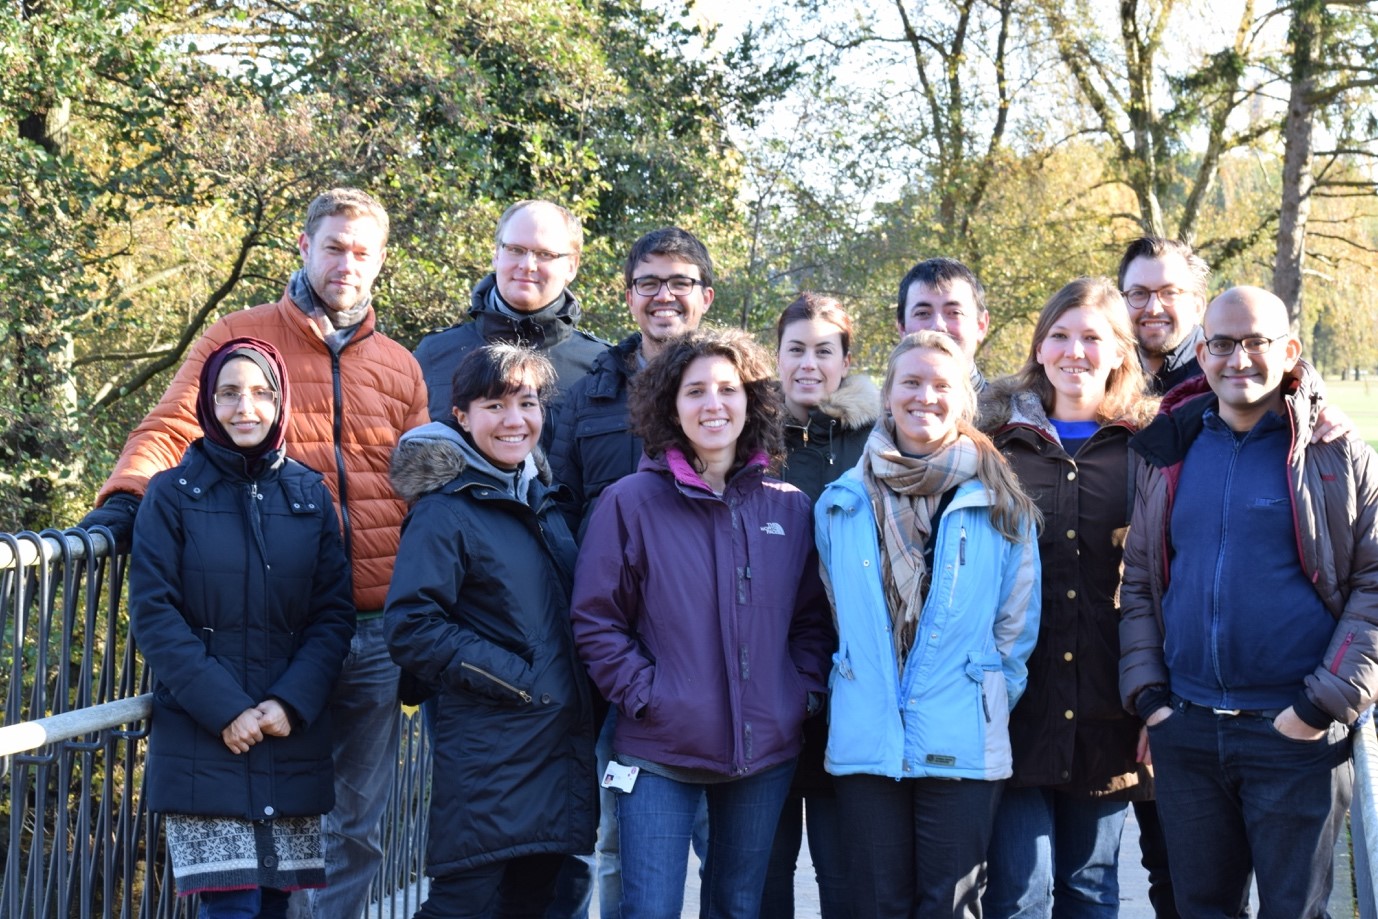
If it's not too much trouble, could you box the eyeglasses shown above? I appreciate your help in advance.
[1121,285,1190,309]
[214,388,279,408]
[631,275,705,297]
[1203,334,1288,357]
[498,242,572,264]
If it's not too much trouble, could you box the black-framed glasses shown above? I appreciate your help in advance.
[1203,334,1288,357]
[213,388,279,408]
[1121,285,1189,309]
[498,242,572,264]
[631,275,705,297]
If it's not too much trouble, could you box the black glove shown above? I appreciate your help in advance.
[76,492,142,551]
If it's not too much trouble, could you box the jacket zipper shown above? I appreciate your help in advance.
[330,350,354,573]
[459,661,532,703]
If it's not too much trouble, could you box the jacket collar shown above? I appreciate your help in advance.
[640,447,769,498]
[468,273,580,350]
[587,333,643,400]
[1131,360,1323,469]
[277,282,377,348]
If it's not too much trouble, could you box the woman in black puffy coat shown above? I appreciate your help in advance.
[130,337,355,918]
[765,292,879,919]
[385,344,596,919]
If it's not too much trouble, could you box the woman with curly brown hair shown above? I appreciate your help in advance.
[571,328,833,919]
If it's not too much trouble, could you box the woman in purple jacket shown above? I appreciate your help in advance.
[571,328,833,919]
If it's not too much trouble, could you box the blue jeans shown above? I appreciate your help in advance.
[617,758,795,919]
[982,786,1127,919]
[835,774,1002,919]
[199,887,289,919]
[1149,699,1352,918]
[762,792,848,919]
[308,616,401,919]
[1130,800,1178,919]
[592,713,707,919]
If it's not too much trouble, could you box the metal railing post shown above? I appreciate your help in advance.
[1,526,432,918]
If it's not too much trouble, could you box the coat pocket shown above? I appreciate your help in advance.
[458,661,533,705]
[963,651,1006,725]
[825,645,902,772]
[963,649,1012,773]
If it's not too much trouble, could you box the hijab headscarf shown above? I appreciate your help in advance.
[195,337,291,468]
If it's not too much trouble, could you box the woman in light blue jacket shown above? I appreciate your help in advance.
[816,331,1042,919]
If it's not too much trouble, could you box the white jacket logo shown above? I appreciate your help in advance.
[760,522,785,536]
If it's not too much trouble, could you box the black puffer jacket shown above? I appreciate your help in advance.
[548,332,642,535]
[130,439,355,820]
[385,422,596,875]
[777,374,880,504]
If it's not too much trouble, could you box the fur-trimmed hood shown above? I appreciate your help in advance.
[389,421,552,504]
[978,374,1159,437]
[799,373,882,433]
[778,374,881,504]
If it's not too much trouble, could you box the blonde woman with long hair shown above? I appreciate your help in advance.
[816,331,1042,919]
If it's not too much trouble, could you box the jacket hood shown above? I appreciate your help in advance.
[978,375,1159,436]
[811,374,882,431]
[389,420,551,503]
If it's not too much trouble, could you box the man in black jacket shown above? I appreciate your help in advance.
[414,200,607,441]
[547,227,715,919]
[549,226,715,536]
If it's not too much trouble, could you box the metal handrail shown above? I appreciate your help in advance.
[0,694,152,757]
[1352,715,1378,916]
[1,525,430,918]
[0,528,113,571]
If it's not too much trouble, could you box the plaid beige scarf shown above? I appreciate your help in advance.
[860,423,980,666]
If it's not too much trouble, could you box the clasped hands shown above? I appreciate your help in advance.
[221,699,292,754]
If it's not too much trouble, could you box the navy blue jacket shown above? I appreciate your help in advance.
[548,332,643,536]
[385,423,596,875]
[130,439,355,820]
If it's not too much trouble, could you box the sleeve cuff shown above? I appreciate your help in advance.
[1136,685,1172,721]
[1291,693,1333,730]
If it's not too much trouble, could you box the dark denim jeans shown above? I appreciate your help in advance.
[761,791,849,919]
[1149,700,1352,919]
[416,853,565,919]
[835,773,1003,919]
[617,758,796,919]
[983,786,1128,919]
[199,887,289,919]
[308,615,401,919]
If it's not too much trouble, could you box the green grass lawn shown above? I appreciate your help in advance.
[1322,378,1378,449]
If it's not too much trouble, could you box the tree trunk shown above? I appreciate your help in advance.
[1273,0,1322,333]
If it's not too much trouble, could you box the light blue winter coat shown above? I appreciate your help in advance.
[816,470,1041,781]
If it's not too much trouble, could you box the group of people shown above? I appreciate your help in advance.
[79,188,1378,919]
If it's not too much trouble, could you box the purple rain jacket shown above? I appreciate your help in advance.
[571,448,833,777]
